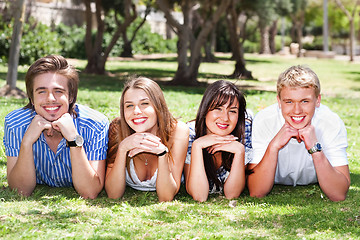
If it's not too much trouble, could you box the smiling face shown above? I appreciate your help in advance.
[277,86,321,129]
[32,72,70,122]
[205,99,239,136]
[123,88,158,134]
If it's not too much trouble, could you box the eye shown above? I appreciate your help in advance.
[141,102,149,106]
[230,110,238,114]
[285,100,292,104]
[125,104,133,108]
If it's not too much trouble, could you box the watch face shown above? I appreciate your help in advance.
[316,143,322,151]
[75,135,84,146]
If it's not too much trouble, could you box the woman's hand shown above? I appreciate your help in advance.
[207,140,245,155]
[119,133,166,157]
[193,134,238,150]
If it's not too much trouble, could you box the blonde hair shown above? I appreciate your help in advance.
[277,65,321,98]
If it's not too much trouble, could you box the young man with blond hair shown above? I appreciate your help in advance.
[247,65,350,201]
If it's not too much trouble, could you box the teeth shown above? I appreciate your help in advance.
[292,116,304,121]
[45,107,59,111]
[217,123,228,128]
[133,118,146,123]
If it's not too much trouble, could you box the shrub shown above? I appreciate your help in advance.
[0,17,62,65]
[55,23,87,59]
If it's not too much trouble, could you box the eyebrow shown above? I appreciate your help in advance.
[124,97,150,104]
[35,87,66,92]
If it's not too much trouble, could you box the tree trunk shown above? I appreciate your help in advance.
[83,0,137,74]
[226,5,252,79]
[349,19,354,61]
[269,19,278,54]
[121,35,133,58]
[203,27,217,63]
[6,0,25,90]
[157,0,231,86]
[259,24,271,54]
[296,22,303,57]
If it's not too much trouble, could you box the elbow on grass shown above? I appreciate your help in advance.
[191,193,208,202]
[327,193,347,202]
[249,190,268,199]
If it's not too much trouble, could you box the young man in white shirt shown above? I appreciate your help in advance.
[247,65,350,201]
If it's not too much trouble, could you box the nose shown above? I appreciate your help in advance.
[293,102,302,114]
[133,105,142,114]
[47,92,56,101]
[220,109,229,121]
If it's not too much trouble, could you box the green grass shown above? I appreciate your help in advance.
[1,54,360,239]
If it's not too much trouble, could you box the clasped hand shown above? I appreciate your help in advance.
[274,122,318,150]
[195,134,244,155]
[120,133,167,158]
[24,113,77,145]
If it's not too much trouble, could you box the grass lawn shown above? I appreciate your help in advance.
[0,53,359,239]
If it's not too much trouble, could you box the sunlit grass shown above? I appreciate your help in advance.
[0,54,360,239]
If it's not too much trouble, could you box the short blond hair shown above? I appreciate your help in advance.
[277,65,321,98]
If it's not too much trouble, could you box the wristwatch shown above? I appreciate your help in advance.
[66,135,84,147]
[308,142,322,154]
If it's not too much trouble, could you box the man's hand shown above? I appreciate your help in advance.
[23,115,53,146]
[271,122,301,150]
[51,113,77,141]
[298,124,318,150]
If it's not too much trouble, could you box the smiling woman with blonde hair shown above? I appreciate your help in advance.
[105,77,189,202]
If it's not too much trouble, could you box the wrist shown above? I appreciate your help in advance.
[157,146,169,156]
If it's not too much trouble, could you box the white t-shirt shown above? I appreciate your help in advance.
[251,103,348,186]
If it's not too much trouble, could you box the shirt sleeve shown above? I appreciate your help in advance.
[250,108,280,165]
[244,119,253,165]
[3,118,22,157]
[185,121,196,165]
[83,118,110,161]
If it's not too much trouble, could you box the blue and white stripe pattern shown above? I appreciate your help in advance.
[3,104,109,187]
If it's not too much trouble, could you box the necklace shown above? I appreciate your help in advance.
[144,158,148,166]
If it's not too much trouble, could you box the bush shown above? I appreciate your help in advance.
[243,40,259,53]
[0,17,62,65]
[303,36,325,51]
[0,14,178,64]
[55,23,87,59]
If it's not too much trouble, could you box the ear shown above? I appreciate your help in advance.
[277,95,281,108]
[316,94,321,108]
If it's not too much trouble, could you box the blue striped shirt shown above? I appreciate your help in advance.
[3,104,109,187]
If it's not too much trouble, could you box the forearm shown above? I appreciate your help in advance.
[313,153,350,201]
[7,145,36,196]
[223,155,245,199]
[70,148,104,199]
[186,148,209,202]
[156,155,178,202]
[247,145,279,198]
[104,152,127,199]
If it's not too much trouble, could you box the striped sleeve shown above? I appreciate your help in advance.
[77,105,110,161]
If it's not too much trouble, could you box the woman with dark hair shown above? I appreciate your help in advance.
[105,77,189,202]
[184,80,252,202]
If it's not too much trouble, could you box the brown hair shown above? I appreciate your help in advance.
[106,77,177,167]
[277,65,321,98]
[24,55,79,115]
